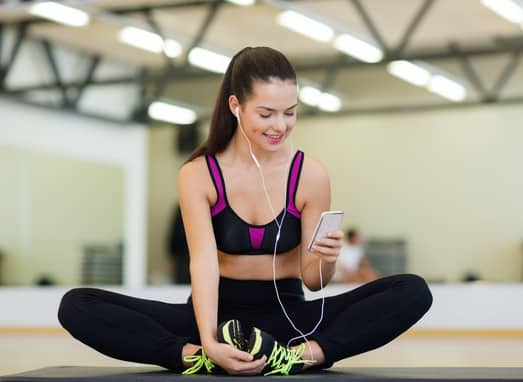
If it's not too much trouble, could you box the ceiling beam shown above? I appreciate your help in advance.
[0,22,27,88]
[109,0,222,15]
[350,0,389,53]
[393,0,434,57]
[300,95,523,119]
[4,41,523,95]
[490,49,523,100]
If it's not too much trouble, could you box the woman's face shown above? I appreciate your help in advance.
[233,78,298,152]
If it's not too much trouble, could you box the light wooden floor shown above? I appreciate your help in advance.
[2,332,522,376]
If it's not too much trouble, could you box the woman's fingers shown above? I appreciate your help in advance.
[229,347,254,362]
[233,355,267,375]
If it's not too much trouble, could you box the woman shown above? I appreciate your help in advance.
[58,47,432,376]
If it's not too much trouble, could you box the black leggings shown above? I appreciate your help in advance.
[58,274,432,372]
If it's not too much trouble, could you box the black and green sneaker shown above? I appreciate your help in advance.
[217,319,249,351]
[181,348,219,375]
[247,327,313,376]
[182,319,248,375]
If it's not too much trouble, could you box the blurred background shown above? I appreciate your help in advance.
[0,0,522,290]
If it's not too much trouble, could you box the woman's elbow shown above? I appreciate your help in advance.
[302,277,322,292]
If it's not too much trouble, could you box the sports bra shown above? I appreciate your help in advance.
[205,150,304,255]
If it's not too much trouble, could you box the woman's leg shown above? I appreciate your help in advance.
[256,274,433,367]
[58,288,199,371]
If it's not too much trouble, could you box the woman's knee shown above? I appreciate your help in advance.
[57,288,96,328]
[400,274,433,314]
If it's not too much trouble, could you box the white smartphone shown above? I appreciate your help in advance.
[307,210,345,252]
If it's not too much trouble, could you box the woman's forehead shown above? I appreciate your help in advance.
[251,79,298,99]
[248,78,298,106]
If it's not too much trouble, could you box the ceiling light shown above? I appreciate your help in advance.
[387,60,431,86]
[163,40,182,58]
[188,47,231,73]
[29,2,90,27]
[318,93,342,112]
[427,75,467,102]
[148,101,197,125]
[226,0,256,5]
[277,10,334,42]
[334,34,383,63]
[299,86,322,106]
[480,0,523,24]
[299,86,341,112]
[118,27,182,58]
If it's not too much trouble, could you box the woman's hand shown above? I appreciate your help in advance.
[204,340,266,375]
[310,229,344,263]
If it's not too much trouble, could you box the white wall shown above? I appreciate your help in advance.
[1,283,522,330]
[146,126,182,284]
[295,104,523,282]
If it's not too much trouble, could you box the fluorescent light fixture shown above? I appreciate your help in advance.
[118,27,182,57]
[427,75,467,102]
[299,86,322,106]
[163,39,182,58]
[226,0,255,5]
[480,0,523,24]
[29,2,89,27]
[188,47,231,73]
[148,101,197,125]
[387,60,431,86]
[318,93,342,112]
[277,10,334,42]
[387,60,467,102]
[334,34,383,63]
[299,86,341,112]
[119,27,162,53]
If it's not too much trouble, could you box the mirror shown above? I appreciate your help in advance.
[0,145,124,286]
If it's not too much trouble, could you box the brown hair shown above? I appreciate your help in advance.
[184,46,297,163]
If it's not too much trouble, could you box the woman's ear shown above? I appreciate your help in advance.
[228,95,240,117]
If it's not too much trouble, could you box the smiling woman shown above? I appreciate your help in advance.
[57,47,432,377]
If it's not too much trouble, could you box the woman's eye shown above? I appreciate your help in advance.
[260,114,271,118]
[285,112,295,117]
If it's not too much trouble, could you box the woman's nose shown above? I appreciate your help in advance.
[274,115,286,133]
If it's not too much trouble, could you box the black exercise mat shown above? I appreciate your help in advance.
[1,366,523,381]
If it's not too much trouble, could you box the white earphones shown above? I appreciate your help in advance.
[234,105,325,360]
[236,107,261,169]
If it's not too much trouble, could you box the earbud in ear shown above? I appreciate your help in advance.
[235,107,239,119]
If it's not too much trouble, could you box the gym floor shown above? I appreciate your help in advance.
[2,330,522,376]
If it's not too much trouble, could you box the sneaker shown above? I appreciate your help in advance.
[247,327,312,376]
[181,348,219,375]
[182,319,247,375]
[217,319,249,351]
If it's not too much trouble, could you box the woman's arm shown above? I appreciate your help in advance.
[298,156,343,291]
[178,160,219,347]
[178,159,265,375]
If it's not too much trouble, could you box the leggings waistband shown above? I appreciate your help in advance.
[188,277,304,306]
[219,277,304,305]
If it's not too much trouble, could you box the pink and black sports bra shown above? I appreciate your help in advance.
[205,150,304,255]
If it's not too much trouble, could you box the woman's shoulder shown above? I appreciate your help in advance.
[178,155,213,197]
[300,152,329,183]
[295,152,330,207]
[179,154,207,176]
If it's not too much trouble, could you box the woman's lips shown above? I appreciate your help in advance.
[264,134,283,144]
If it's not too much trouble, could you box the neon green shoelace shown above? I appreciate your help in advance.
[264,342,313,376]
[182,348,215,375]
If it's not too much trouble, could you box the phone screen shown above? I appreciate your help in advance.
[307,211,344,252]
